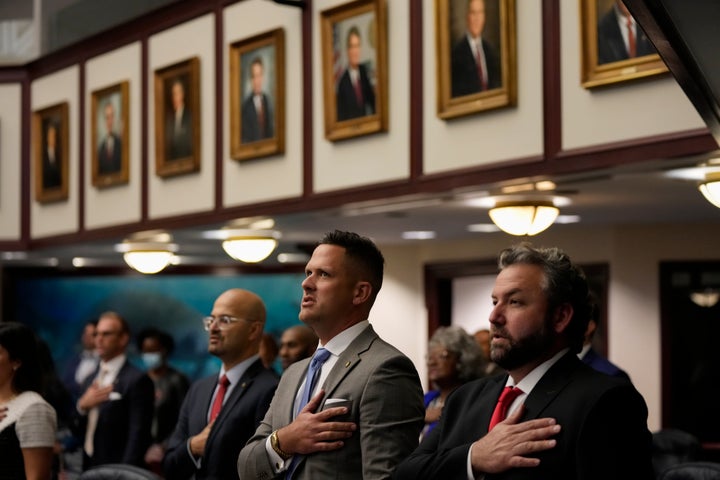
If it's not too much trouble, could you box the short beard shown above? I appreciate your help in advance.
[491,313,554,371]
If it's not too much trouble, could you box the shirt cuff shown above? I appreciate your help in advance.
[467,443,484,480]
[265,436,291,473]
[186,439,202,469]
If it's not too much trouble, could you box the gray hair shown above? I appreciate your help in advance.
[429,325,486,382]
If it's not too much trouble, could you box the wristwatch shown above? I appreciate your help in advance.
[270,430,292,461]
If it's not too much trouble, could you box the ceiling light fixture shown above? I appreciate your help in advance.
[698,171,720,208]
[689,289,720,308]
[220,217,281,263]
[116,231,177,274]
[488,200,560,236]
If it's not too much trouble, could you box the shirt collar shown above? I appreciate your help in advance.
[510,348,569,394]
[220,354,261,386]
[319,320,369,357]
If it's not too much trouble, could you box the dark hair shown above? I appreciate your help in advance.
[497,242,590,354]
[136,327,175,355]
[319,230,385,302]
[346,25,361,46]
[0,322,43,393]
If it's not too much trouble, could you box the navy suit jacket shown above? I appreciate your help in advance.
[394,351,654,480]
[76,360,154,469]
[163,358,278,480]
[336,64,376,122]
[581,347,632,382]
[451,37,501,97]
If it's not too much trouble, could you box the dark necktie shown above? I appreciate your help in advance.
[488,386,523,431]
[257,98,265,137]
[353,77,364,107]
[286,348,332,479]
[209,374,230,422]
[475,42,487,90]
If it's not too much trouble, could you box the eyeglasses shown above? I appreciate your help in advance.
[202,315,241,331]
[426,350,453,364]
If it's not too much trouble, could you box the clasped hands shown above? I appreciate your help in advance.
[470,404,560,475]
[275,389,356,456]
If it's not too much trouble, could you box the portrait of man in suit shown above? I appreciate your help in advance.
[241,55,274,143]
[42,120,62,190]
[335,24,376,122]
[450,0,502,97]
[164,77,194,161]
[597,0,657,65]
[96,100,122,175]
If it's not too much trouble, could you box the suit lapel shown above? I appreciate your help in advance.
[523,352,579,419]
[320,325,376,399]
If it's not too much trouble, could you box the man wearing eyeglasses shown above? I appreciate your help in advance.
[75,311,155,470]
[163,288,279,480]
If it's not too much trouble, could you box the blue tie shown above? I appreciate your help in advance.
[296,348,332,416]
[287,347,332,479]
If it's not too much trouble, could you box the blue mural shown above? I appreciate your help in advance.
[13,272,306,382]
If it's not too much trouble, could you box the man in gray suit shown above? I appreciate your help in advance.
[238,230,424,479]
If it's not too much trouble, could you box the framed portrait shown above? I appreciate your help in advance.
[154,57,201,177]
[90,81,129,188]
[580,0,668,89]
[33,102,69,203]
[436,0,517,120]
[229,28,285,161]
[320,0,388,142]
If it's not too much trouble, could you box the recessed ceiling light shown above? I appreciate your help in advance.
[402,231,436,240]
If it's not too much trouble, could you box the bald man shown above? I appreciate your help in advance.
[278,325,319,371]
[163,289,279,479]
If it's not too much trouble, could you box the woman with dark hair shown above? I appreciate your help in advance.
[0,322,58,480]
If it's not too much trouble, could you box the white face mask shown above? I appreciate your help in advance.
[141,352,163,371]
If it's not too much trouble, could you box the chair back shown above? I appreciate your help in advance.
[78,464,162,480]
[653,429,702,477]
[658,462,720,480]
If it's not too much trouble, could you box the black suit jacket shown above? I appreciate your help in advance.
[97,134,122,174]
[336,64,376,121]
[42,150,62,190]
[451,37,501,97]
[597,8,656,65]
[162,359,278,480]
[394,351,654,480]
[241,93,273,143]
[76,360,155,470]
[165,108,193,160]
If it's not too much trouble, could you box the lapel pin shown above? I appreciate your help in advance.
[345,361,351,368]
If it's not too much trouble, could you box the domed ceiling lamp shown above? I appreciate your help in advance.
[116,230,177,274]
[221,217,280,263]
[488,200,560,236]
[698,171,720,209]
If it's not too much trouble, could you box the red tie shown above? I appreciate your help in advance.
[354,78,364,107]
[488,386,523,430]
[209,374,230,421]
[626,16,636,57]
[475,43,487,90]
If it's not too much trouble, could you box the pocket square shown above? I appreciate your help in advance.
[108,392,122,401]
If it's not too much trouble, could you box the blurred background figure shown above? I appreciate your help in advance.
[61,320,99,403]
[137,327,190,475]
[0,322,58,480]
[277,324,318,372]
[473,328,502,377]
[422,325,485,440]
[259,332,280,374]
[578,298,631,381]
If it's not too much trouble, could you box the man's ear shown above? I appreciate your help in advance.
[553,303,574,333]
[352,281,373,305]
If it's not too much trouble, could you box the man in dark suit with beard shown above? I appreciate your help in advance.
[336,26,376,121]
[394,243,653,480]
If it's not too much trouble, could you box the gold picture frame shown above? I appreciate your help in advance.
[154,57,201,177]
[90,81,129,188]
[320,0,388,142]
[436,0,517,120]
[229,28,285,161]
[580,0,668,89]
[33,102,69,203]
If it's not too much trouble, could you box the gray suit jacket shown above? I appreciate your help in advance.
[238,324,424,480]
